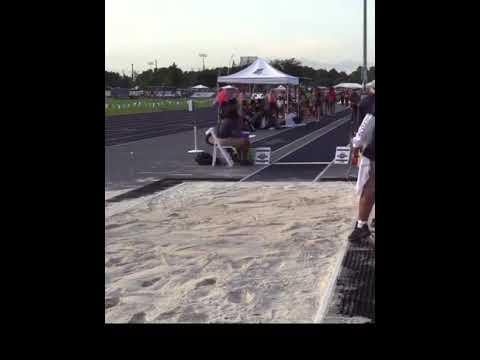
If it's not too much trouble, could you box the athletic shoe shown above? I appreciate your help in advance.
[348,223,371,242]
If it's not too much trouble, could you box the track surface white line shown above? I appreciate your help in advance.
[274,162,331,165]
[313,240,350,323]
[240,116,350,182]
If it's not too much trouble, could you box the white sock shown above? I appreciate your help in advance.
[357,220,368,228]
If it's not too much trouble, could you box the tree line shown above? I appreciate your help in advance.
[105,58,375,89]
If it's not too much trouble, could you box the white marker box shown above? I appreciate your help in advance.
[254,147,271,165]
[334,146,351,164]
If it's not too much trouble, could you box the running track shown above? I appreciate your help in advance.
[105,107,218,146]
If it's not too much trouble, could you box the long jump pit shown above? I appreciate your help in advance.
[105,181,357,323]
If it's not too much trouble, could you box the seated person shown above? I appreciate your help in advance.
[285,111,300,127]
[250,101,265,129]
[250,98,269,129]
[303,98,313,118]
[264,91,282,129]
[216,98,253,165]
[276,96,285,116]
[240,100,256,132]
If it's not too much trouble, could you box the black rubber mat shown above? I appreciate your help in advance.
[106,177,238,203]
[323,239,375,323]
[347,166,359,179]
[278,120,352,163]
[244,164,327,182]
[252,110,352,152]
[106,179,184,202]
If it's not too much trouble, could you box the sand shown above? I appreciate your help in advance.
[105,181,357,323]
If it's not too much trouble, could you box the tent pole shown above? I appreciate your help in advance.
[286,85,289,114]
[216,82,219,124]
[297,85,300,117]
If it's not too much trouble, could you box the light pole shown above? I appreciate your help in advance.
[227,54,235,74]
[148,60,158,71]
[362,0,368,92]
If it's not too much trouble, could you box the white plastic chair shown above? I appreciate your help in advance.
[205,127,236,167]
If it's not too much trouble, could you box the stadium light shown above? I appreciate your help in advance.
[148,60,158,71]
[199,53,208,71]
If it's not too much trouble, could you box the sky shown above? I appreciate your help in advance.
[105,0,375,74]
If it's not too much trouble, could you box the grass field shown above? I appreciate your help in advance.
[105,98,214,116]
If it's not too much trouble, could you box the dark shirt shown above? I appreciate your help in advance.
[359,94,375,120]
[359,94,375,161]
[363,128,375,161]
[217,116,242,139]
[350,92,361,106]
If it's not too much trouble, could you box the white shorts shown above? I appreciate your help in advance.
[356,157,375,196]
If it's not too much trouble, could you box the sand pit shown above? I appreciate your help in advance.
[105,181,357,323]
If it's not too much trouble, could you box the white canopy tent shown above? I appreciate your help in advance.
[334,82,363,89]
[217,57,299,85]
[273,85,287,95]
[217,57,300,116]
[191,84,209,89]
[366,80,375,88]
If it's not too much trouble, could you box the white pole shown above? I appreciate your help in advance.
[188,100,203,153]
[363,0,368,92]
[297,85,300,117]
[194,125,198,149]
[216,81,220,124]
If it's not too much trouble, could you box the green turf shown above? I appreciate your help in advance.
[105,98,214,116]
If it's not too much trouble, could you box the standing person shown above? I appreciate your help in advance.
[313,89,322,121]
[304,91,311,119]
[349,89,361,134]
[298,89,306,121]
[348,87,375,242]
[214,87,228,107]
[265,90,279,129]
[214,87,229,119]
[322,89,328,116]
[308,90,315,118]
[318,88,325,117]
[216,98,253,166]
[340,90,345,106]
[237,88,247,105]
[327,87,336,115]
[276,94,285,122]
[345,89,350,107]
